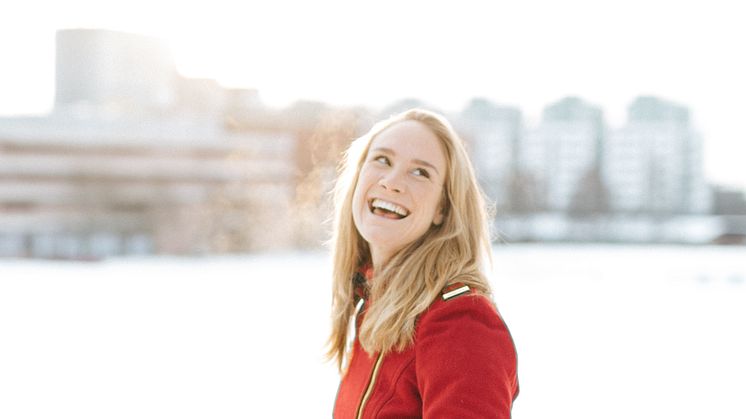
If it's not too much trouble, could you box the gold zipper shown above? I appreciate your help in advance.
[355,352,384,419]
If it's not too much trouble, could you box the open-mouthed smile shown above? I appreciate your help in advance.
[368,198,410,220]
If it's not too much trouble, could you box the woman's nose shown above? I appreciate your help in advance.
[378,171,405,193]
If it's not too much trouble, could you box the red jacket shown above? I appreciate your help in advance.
[333,281,519,418]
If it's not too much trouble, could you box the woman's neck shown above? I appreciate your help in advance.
[369,246,393,272]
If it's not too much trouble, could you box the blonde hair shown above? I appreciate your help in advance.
[327,109,494,371]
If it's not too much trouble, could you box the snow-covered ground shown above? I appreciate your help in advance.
[1,245,744,418]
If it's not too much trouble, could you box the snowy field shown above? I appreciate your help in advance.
[1,245,744,419]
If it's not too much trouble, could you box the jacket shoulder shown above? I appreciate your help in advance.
[422,286,504,330]
[414,286,519,417]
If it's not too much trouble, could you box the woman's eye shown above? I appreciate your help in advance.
[374,155,389,165]
[413,168,430,178]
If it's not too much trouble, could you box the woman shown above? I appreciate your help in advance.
[328,109,518,418]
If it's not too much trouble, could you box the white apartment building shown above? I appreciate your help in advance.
[521,97,604,212]
[457,100,522,209]
[604,97,711,214]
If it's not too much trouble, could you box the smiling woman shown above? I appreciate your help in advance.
[328,109,519,418]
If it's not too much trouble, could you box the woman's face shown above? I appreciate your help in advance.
[352,120,447,267]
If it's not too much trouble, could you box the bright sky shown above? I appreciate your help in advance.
[1,0,744,189]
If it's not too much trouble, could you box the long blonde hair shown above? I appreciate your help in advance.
[327,109,494,370]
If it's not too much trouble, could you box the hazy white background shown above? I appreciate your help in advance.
[1,0,744,189]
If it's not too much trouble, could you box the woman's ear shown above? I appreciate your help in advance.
[433,210,444,226]
[432,198,446,226]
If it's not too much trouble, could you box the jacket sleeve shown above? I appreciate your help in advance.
[415,294,519,418]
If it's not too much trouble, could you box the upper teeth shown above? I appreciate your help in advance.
[372,199,409,217]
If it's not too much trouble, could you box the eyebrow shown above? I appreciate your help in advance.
[371,147,441,175]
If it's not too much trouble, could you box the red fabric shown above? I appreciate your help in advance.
[333,287,519,418]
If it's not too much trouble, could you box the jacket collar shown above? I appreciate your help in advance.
[354,262,373,300]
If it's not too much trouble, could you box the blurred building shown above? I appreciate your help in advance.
[712,186,746,215]
[0,115,296,259]
[0,28,300,259]
[0,27,732,250]
[174,77,226,118]
[54,28,258,122]
[521,97,606,212]
[55,29,177,116]
[457,99,522,211]
[604,96,711,214]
